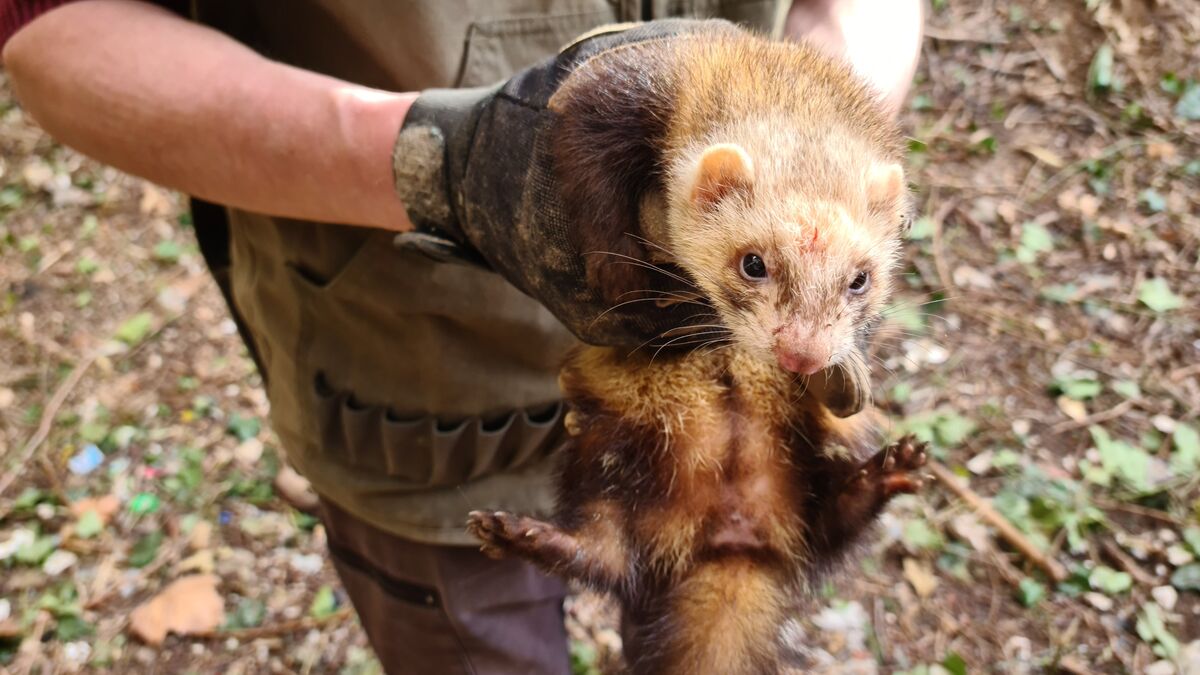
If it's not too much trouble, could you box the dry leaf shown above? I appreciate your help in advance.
[70,495,120,524]
[1022,146,1065,168]
[129,575,224,645]
[175,550,215,575]
[188,521,214,551]
[1056,396,1089,422]
[902,557,939,598]
[138,183,174,217]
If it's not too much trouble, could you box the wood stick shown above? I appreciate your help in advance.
[927,460,1068,583]
[1099,538,1157,587]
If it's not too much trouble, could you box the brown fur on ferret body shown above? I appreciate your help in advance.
[469,23,923,674]
[469,347,926,673]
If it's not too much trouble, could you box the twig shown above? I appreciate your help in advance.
[0,353,98,517]
[1099,539,1157,587]
[928,460,1068,582]
[1029,137,1145,203]
[194,607,354,641]
[929,198,959,297]
[1045,399,1135,435]
[924,27,1008,44]
[1092,497,1182,526]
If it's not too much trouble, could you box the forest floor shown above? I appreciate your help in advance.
[1,0,1198,673]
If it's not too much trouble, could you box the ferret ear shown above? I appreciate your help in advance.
[689,143,754,210]
[867,162,905,206]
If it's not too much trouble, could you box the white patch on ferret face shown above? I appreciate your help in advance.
[667,140,907,375]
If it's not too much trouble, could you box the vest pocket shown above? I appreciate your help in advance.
[455,6,619,87]
[314,372,564,487]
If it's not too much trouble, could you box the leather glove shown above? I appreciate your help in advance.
[392,19,728,349]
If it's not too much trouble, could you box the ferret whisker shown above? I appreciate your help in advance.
[590,296,707,326]
[650,330,735,361]
[614,287,706,303]
[584,250,699,288]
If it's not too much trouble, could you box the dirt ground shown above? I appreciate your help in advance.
[1,1,1198,673]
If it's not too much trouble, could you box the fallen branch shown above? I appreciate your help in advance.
[928,460,1068,583]
[1046,399,1135,435]
[0,353,98,518]
[194,607,354,641]
[1099,539,1157,587]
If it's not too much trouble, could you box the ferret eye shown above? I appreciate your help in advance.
[848,271,870,295]
[740,253,768,280]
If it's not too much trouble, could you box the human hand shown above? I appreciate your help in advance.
[393,20,724,349]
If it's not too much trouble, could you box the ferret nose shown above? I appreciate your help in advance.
[774,344,827,375]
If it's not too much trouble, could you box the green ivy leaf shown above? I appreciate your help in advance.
[1136,602,1180,659]
[1089,565,1133,594]
[1171,563,1200,591]
[941,652,967,675]
[1182,527,1200,557]
[1138,278,1184,313]
[1171,423,1200,476]
[1089,426,1153,493]
[903,519,945,551]
[1017,577,1045,607]
[54,615,94,641]
[309,585,338,619]
[1016,222,1054,263]
[127,531,164,568]
[152,240,183,263]
[75,510,104,539]
[1088,43,1114,93]
[228,597,266,630]
[15,535,58,566]
[1111,380,1141,400]
[1176,83,1200,121]
[227,414,261,442]
[1138,189,1167,213]
[935,413,978,447]
[114,312,154,346]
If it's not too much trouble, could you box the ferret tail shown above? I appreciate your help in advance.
[629,559,787,675]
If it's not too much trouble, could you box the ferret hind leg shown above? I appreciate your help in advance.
[466,503,629,591]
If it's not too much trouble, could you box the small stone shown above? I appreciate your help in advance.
[0,388,14,409]
[0,599,10,622]
[288,552,323,576]
[1084,592,1113,612]
[1143,660,1175,675]
[1152,585,1178,611]
[1167,545,1195,566]
[1152,415,1176,434]
[1012,419,1032,436]
[63,641,91,667]
[234,438,264,469]
[0,528,35,559]
[42,549,79,576]
[966,450,994,475]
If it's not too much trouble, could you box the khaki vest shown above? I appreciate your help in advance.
[191,0,785,545]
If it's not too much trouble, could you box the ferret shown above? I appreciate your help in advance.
[468,23,926,674]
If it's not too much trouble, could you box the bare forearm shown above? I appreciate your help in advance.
[786,0,924,113]
[3,0,414,230]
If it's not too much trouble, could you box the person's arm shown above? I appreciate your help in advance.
[786,0,924,113]
[2,0,415,230]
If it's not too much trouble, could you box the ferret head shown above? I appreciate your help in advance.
[665,136,909,407]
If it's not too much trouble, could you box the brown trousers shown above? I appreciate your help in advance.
[320,499,571,675]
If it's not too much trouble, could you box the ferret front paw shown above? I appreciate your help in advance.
[467,510,530,559]
[857,434,928,498]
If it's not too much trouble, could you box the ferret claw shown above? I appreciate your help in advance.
[851,434,929,498]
